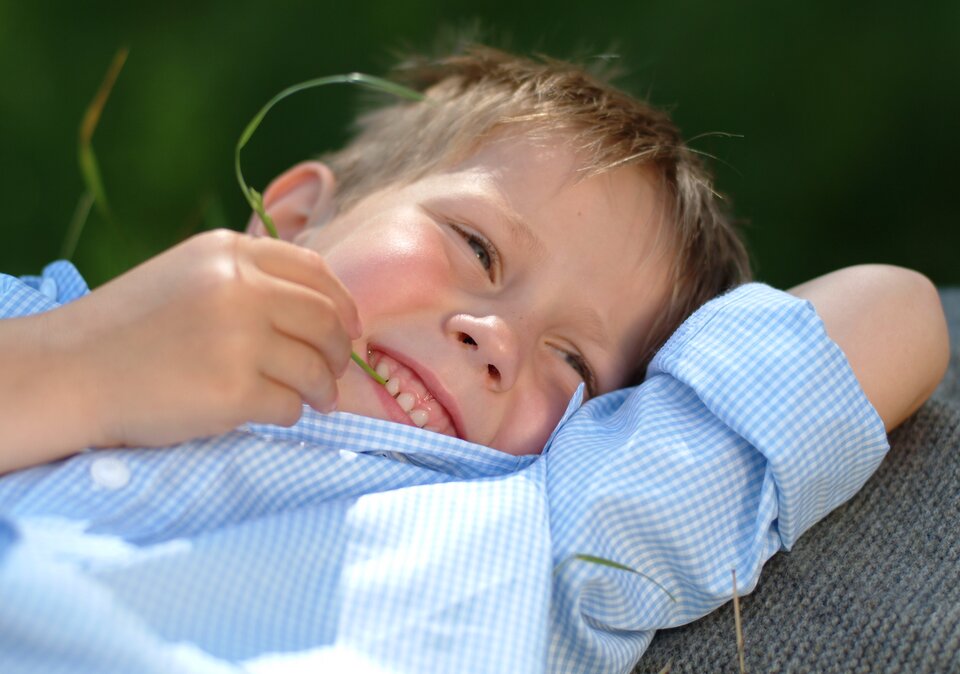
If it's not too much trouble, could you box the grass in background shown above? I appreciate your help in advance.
[61,47,128,261]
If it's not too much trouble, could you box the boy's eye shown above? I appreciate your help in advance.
[561,349,598,399]
[451,223,498,278]
[468,237,492,271]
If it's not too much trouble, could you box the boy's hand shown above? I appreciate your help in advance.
[51,229,361,449]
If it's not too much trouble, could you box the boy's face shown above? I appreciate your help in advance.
[291,134,673,455]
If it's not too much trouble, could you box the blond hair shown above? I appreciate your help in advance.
[323,45,751,382]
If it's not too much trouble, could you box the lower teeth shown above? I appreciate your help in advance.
[409,409,429,427]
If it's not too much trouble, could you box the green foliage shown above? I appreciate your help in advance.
[2,3,957,288]
[63,48,128,260]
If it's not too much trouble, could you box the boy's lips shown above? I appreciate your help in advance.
[365,345,466,441]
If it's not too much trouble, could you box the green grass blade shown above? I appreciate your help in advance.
[351,351,387,385]
[234,73,424,240]
[61,191,95,260]
[63,47,127,261]
[78,47,128,220]
[557,554,677,603]
[234,72,424,386]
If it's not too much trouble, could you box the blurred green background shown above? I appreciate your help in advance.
[1,0,957,289]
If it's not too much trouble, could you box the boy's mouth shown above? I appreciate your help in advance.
[366,347,464,440]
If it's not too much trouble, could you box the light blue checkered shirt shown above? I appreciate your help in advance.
[0,262,889,673]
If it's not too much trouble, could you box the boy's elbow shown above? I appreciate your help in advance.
[903,267,951,401]
[866,264,949,413]
[806,263,950,430]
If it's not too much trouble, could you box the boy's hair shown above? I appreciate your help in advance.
[323,45,751,382]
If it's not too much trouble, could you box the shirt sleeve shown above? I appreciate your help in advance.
[545,283,889,673]
[1,260,90,318]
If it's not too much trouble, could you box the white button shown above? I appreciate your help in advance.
[90,457,130,490]
[39,277,58,301]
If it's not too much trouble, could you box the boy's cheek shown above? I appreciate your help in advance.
[329,224,455,313]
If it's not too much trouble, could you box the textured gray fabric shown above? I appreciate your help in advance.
[934,288,960,404]
[634,288,960,674]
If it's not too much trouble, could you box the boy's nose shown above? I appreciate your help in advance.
[446,314,520,392]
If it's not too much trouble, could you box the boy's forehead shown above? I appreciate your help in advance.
[447,132,670,258]
[454,132,591,194]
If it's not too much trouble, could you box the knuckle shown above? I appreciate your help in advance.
[300,246,329,273]
[206,228,240,246]
[191,228,239,256]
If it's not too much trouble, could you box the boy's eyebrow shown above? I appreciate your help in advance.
[495,201,546,259]
[570,305,610,347]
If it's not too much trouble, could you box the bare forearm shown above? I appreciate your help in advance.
[0,311,102,473]
[789,264,949,431]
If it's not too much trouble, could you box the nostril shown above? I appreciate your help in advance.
[458,332,478,348]
[487,364,500,381]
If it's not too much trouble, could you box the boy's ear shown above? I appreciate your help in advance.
[245,161,337,241]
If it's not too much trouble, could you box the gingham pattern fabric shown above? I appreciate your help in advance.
[0,263,889,674]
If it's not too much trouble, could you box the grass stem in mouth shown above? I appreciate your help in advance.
[351,351,387,385]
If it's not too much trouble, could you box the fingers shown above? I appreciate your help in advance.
[265,279,354,378]
[247,236,361,339]
[246,377,308,427]
[257,332,340,413]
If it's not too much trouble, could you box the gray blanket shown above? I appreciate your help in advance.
[635,289,960,673]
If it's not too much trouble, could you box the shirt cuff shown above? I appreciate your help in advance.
[649,283,889,548]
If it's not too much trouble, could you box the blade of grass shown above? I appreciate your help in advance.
[61,191,95,260]
[62,47,128,261]
[79,47,128,220]
[234,73,423,384]
[235,73,423,238]
[556,553,676,603]
[732,569,746,674]
[351,352,387,385]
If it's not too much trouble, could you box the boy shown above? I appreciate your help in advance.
[0,46,949,673]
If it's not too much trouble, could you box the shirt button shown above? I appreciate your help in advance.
[39,277,58,301]
[90,457,131,490]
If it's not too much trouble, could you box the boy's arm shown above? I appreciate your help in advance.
[0,230,361,474]
[0,311,99,471]
[788,264,949,431]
